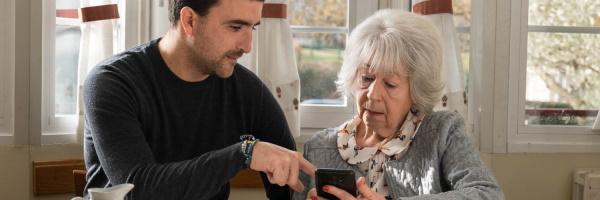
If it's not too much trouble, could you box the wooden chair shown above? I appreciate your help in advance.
[32,159,85,196]
[73,169,87,197]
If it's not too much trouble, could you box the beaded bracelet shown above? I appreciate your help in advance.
[240,134,258,168]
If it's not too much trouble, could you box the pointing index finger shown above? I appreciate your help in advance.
[288,155,304,192]
[297,152,316,177]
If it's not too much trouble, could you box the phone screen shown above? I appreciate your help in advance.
[315,168,357,200]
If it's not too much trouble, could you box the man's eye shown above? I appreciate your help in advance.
[230,25,243,31]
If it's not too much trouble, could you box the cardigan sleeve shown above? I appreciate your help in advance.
[398,113,504,200]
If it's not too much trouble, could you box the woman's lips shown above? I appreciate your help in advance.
[365,109,385,118]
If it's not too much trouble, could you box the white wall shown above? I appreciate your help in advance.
[150,0,169,40]
[0,144,84,200]
[492,153,600,200]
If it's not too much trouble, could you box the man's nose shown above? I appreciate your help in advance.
[238,29,253,53]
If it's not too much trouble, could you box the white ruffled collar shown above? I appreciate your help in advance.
[336,109,424,196]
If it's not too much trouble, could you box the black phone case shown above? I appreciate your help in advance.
[315,168,357,200]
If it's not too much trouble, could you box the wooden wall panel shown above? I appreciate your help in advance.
[230,169,263,188]
[33,159,262,196]
[32,159,85,195]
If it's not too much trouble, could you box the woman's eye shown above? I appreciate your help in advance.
[361,76,374,82]
[360,75,374,87]
[385,82,397,88]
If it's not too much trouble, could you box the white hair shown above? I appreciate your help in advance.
[336,9,444,113]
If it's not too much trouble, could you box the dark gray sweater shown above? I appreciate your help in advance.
[294,111,504,200]
[83,39,295,199]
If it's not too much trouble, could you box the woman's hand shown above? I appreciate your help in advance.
[306,177,386,200]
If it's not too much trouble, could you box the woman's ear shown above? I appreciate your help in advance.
[410,105,418,115]
[179,7,196,37]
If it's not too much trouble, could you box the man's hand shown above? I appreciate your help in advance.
[306,177,385,200]
[250,141,316,192]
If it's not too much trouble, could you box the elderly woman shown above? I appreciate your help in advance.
[294,9,503,200]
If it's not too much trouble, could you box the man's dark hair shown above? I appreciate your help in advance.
[168,0,265,26]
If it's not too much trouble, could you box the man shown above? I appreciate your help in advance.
[83,0,315,199]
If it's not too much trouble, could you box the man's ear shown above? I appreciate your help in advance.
[179,7,196,37]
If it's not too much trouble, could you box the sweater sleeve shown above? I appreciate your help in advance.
[253,80,297,199]
[84,67,246,200]
[398,114,504,200]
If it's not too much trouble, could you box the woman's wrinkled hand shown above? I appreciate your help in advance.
[306,177,386,200]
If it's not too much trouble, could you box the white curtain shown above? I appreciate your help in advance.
[238,0,301,137]
[76,0,118,143]
[412,0,467,118]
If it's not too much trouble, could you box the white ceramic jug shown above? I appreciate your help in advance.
[71,183,134,200]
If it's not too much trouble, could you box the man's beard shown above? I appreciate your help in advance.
[190,49,244,75]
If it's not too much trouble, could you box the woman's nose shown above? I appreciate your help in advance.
[366,79,382,101]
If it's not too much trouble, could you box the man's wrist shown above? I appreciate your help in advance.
[240,135,259,168]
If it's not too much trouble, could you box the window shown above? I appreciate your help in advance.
[452,0,475,143]
[0,0,14,141]
[39,0,138,144]
[41,0,89,143]
[507,0,600,152]
[42,0,82,140]
[289,0,377,128]
[523,0,600,127]
[0,0,145,145]
[453,0,471,88]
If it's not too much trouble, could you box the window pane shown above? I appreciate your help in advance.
[528,0,600,27]
[53,0,80,116]
[55,25,80,115]
[525,32,600,126]
[56,0,79,9]
[454,0,471,90]
[457,32,470,87]
[294,32,346,105]
[453,0,471,27]
[288,0,347,27]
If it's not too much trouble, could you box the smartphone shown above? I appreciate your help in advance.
[315,168,357,200]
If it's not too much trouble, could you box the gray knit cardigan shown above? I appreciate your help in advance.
[293,111,504,200]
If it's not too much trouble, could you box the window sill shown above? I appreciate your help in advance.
[508,140,600,153]
[507,125,600,153]
[0,134,13,145]
[42,133,77,145]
